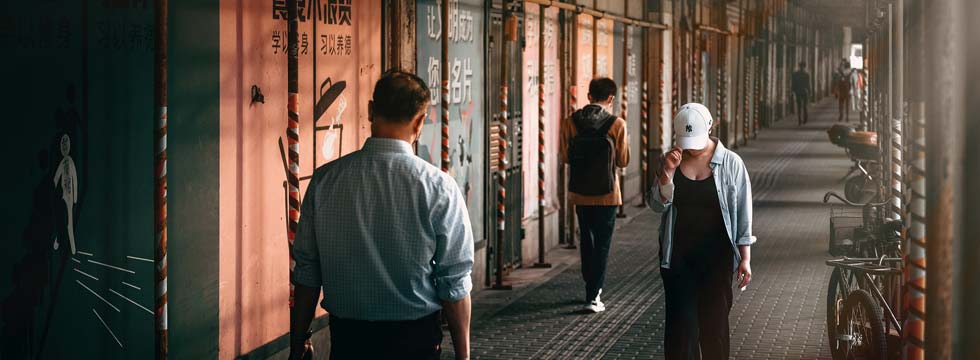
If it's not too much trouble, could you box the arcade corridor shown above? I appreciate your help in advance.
[3,0,979,359]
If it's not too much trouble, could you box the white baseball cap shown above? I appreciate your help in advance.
[673,103,713,150]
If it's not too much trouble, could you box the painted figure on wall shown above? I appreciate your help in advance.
[313,78,347,165]
[320,94,347,162]
[53,134,79,254]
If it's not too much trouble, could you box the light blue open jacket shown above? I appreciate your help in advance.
[646,140,756,270]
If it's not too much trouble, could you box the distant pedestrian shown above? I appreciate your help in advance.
[560,77,630,313]
[849,67,863,112]
[290,70,474,360]
[834,59,852,122]
[791,62,811,125]
[649,103,756,360]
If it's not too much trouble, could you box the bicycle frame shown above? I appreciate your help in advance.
[826,258,903,334]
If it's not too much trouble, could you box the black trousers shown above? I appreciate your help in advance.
[838,95,850,122]
[576,205,618,301]
[660,257,734,360]
[328,311,442,360]
[794,93,809,125]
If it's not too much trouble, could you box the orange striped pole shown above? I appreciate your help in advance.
[658,60,664,152]
[616,26,628,219]
[905,102,926,360]
[533,4,550,268]
[286,0,300,308]
[440,0,450,172]
[494,8,516,290]
[154,0,168,357]
[718,34,727,144]
[743,54,751,146]
[640,80,648,206]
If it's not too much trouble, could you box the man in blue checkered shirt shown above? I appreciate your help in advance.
[290,70,474,360]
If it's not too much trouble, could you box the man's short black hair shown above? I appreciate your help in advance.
[371,69,431,123]
[588,77,618,102]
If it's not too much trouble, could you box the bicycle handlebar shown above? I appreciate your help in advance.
[823,191,890,207]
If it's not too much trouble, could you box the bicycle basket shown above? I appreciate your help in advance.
[829,205,864,256]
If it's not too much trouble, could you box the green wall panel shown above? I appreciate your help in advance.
[168,0,221,358]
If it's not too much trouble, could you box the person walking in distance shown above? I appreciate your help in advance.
[791,62,811,125]
[834,59,852,122]
[290,70,474,360]
[648,103,756,359]
[560,77,630,313]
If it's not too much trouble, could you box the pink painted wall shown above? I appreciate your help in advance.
[218,1,381,358]
[521,5,561,219]
[595,18,615,79]
[575,14,594,109]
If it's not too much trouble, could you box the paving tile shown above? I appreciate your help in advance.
[442,100,848,359]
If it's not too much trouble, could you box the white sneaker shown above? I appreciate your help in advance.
[585,299,605,313]
[584,290,605,313]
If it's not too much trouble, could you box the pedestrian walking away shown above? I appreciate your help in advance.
[560,77,630,314]
[648,103,756,360]
[834,59,852,122]
[791,62,811,125]
[289,70,474,360]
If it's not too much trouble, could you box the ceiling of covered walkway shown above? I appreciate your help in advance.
[796,0,868,37]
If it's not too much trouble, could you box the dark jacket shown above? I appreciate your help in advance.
[559,104,630,206]
[792,70,810,96]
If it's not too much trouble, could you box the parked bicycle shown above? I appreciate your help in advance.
[827,126,881,204]
[824,191,904,360]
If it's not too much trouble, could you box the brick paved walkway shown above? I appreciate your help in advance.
[446,100,851,359]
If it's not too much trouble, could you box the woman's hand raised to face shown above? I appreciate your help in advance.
[659,147,683,185]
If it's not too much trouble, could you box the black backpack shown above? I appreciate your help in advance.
[568,115,617,195]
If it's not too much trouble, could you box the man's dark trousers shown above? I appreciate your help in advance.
[794,92,808,125]
[576,205,618,301]
[328,311,442,359]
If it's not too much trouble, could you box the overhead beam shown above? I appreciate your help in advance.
[525,0,669,30]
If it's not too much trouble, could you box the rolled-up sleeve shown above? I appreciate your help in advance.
[734,159,757,246]
[292,180,322,288]
[430,178,475,302]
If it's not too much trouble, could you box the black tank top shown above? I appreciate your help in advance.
[671,170,731,267]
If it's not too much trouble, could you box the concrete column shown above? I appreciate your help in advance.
[961,0,980,351]
[924,0,963,357]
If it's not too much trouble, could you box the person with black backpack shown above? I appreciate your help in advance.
[560,77,630,313]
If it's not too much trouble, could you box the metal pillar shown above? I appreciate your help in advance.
[924,0,961,356]
[440,0,450,172]
[962,1,980,357]
[616,22,629,219]
[533,4,551,268]
[154,0,168,358]
[903,5,926,355]
[563,8,577,250]
[889,0,903,222]
[494,6,516,291]
[285,0,300,309]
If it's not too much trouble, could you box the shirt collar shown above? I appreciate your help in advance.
[362,137,415,155]
[710,137,727,166]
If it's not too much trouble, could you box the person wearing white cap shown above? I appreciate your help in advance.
[647,103,756,359]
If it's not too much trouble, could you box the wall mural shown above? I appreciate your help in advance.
[217,0,380,357]
[1,1,155,358]
[416,0,487,243]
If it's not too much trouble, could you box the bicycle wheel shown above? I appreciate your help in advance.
[827,268,856,359]
[844,175,875,204]
[841,289,888,360]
